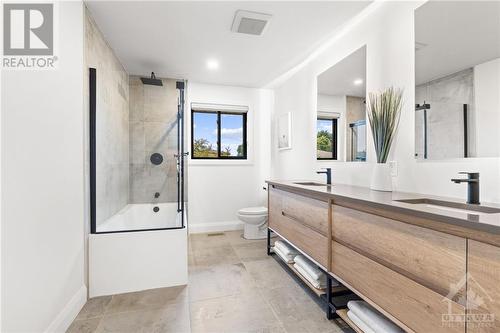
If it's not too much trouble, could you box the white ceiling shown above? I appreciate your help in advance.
[415,1,500,85]
[85,1,371,88]
[317,46,366,97]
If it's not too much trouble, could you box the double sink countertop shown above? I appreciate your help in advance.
[266,180,500,236]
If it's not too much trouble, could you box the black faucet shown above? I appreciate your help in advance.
[317,168,332,185]
[451,172,480,205]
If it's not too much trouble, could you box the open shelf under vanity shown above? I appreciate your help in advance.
[336,309,364,333]
[267,228,362,332]
[286,260,347,297]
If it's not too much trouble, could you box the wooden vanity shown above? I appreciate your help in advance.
[267,180,500,333]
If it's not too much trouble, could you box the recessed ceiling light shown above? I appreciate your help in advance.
[206,59,219,70]
[354,79,363,85]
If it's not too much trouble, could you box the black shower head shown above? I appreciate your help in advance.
[141,72,163,86]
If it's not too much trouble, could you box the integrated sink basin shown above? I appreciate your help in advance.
[395,198,500,215]
[293,181,329,186]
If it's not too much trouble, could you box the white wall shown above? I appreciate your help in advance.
[474,57,500,157]
[271,1,500,203]
[1,2,86,332]
[187,82,273,233]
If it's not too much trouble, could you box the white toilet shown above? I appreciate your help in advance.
[237,206,268,240]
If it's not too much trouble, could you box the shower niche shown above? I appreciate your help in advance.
[90,69,187,233]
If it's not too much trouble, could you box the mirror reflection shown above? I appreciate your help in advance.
[317,46,367,161]
[415,1,500,159]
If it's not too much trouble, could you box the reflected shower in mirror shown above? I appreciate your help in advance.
[415,1,500,159]
[317,45,366,161]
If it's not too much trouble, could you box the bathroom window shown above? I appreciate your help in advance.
[317,118,338,160]
[191,110,247,159]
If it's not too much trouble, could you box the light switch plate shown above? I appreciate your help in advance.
[389,160,398,177]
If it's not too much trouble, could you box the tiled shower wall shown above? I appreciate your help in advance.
[345,96,365,161]
[129,77,178,204]
[85,9,130,224]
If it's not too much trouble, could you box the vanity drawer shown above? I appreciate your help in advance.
[268,188,328,267]
[270,212,328,268]
[332,204,466,300]
[269,186,329,235]
[331,241,465,333]
[467,240,500,333]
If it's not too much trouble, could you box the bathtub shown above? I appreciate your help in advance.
[97,202,181,233]
[90,202,187,297]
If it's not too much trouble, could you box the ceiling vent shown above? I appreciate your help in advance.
[231,10,272,36]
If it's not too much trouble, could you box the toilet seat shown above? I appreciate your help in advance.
[238,206,268,216]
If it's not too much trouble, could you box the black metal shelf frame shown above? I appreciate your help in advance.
[267,228,358,321]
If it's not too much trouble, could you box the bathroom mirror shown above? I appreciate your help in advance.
[316,46,367,161]
[415,1,500,159]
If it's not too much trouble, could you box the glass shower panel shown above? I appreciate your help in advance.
[91,69,185,233]
[350,121,366,161]
[415,101,469,159]
[415,102,466,160]
[415,109,426,159]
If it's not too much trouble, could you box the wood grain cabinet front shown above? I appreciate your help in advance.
[269,186,329,234]
[331,241,466,333]
[268,186,329,268]
[467,240,500,333]
[267,184,499,333]
[332,204,467,302]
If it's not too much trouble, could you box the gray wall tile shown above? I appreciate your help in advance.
[85,10,130,224]
[129,76,179,204]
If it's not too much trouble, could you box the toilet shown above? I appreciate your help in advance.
[237,206,268,240]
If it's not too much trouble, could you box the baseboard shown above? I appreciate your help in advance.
[188,220,243,234]
[45,285,87,333]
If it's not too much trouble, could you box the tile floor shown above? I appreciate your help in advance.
[68,231,347,333]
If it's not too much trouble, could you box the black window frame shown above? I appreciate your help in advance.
[191,110,248,160]
[316,117,338,160]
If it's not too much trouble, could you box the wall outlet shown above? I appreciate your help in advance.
[389,160,398,177]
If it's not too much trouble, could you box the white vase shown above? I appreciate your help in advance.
[370,163,392,192]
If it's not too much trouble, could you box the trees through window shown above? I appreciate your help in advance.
[191,111,247,159]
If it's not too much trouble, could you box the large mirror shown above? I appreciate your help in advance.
[415,1,500,159]
[317,46,367,161]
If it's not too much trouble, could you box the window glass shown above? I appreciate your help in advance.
[220,114,245,157]
[317,118,336,159]
[192,111,247,159]
[193,112,218,158]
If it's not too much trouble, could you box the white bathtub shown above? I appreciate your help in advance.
[97,202,181,232]
[90,202,187,297]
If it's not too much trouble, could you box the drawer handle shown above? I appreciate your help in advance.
[281,211,325,236]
